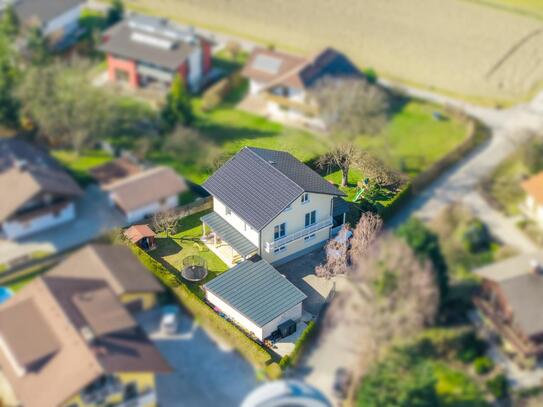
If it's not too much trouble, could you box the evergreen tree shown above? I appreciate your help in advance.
[107,0,125,26]
[161,75,194,131]
[0,5,19,39]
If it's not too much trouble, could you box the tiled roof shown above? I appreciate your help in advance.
[203,147,344,230]
[204,258,306,327]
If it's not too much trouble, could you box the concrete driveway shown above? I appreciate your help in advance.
[276,249,334,316]
[138,308,258,407]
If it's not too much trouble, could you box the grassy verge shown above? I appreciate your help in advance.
[130,241,276,370]
[52,149,113,186]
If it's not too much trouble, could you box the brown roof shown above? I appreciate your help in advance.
[246,47,362,92]
[522,171,543,205]
[89,157,142,187]
[0,275,171,407]
[105,166,187,214]
[0,299,60,369]
[48,244,164,295]
[0,278,103,407]
[0,166,83,222]
[73,288,136,336]
[124,224,156,244]
[242,47,307,87]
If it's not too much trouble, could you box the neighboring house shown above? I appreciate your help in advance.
[242,47,362,129]
[204,257,306,341]
[202,146,348,266]
[2,0,85,47]
[474,252,543,361]
[103,166,188,224]
[48,244,164,312]
[89,157,143,188]
[0,276,170,407]
[99,14,213,92]
[0,139,83,240]
[521,171,543,225]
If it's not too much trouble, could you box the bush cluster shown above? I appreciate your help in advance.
[473,356,494,375]
[202,72,243,111]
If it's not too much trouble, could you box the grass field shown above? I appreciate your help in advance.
[52,149,113,185]
[152,90,468,185]
[127,0,543,105]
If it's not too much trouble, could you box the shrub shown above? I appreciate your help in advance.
[486,374,508,399]
[201,72,243,111]
[457,331,487,363]
[521,139,543,174]
[473,356,494,375]
[279,321,317,369]
[461,220,491,253]
[364,68,378,84]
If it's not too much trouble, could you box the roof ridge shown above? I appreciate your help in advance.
[86,245,125,295]
[245,146,305,194]
[105,166,173,190]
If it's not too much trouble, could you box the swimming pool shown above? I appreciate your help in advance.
[0,287,13,304]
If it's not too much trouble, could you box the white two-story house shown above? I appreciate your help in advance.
[201,146,348,266]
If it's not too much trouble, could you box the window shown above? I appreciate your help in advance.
[301,193,309,204]
[274,245,287,254]
[304,233,316,242]
[305,210,316,227]
[274,223,286,240]
[225,206,231,215]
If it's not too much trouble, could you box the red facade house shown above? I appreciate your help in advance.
[99,14,212,92]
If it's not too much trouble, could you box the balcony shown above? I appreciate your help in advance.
[265,217,333,252]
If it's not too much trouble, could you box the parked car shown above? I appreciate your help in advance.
[160,308,179,335]
[333,368,352,399]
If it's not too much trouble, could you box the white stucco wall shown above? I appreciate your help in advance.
[249,80,266,95]
[260,192,334,263]
[115,195,178,224]
[205,290,303,340]
[2,202,76,240]
[42,3,83,37]
[212,198,260,247]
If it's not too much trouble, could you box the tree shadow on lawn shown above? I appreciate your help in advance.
[197,121,278,146]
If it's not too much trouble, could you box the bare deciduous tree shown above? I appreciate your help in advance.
[311,77,389,136]
[315,212,383,279]
[355,151,406,189]
[163,126,220,171]
[152,208,178,237]
[316,143,359,187]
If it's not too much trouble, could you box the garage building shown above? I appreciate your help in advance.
[204,258,307,340]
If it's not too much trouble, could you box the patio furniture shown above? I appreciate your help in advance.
[181,255,208,282]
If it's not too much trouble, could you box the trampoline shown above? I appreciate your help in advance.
[181,255,208,282]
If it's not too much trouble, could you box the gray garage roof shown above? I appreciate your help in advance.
[203,147,345,231]
[201,212,258,258]
[204,258,307,327]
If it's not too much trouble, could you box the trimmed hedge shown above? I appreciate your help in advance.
[130,244,274,370]
[279,320,317,369]
[202,72,243,111]
[378,182,412,221]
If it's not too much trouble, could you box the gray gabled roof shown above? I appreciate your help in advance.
[10,0,84,24]
[476,252,543,337]
[201,212,257,258]
[203,147,344,231]
[204,258,306,327]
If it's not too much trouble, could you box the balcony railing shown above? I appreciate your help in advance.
[265,217,333,252]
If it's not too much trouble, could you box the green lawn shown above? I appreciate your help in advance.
[52,149,113,185]
[149,211,229,297]
[153,85,468,185]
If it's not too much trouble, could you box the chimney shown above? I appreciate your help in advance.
[529,259,542,275]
